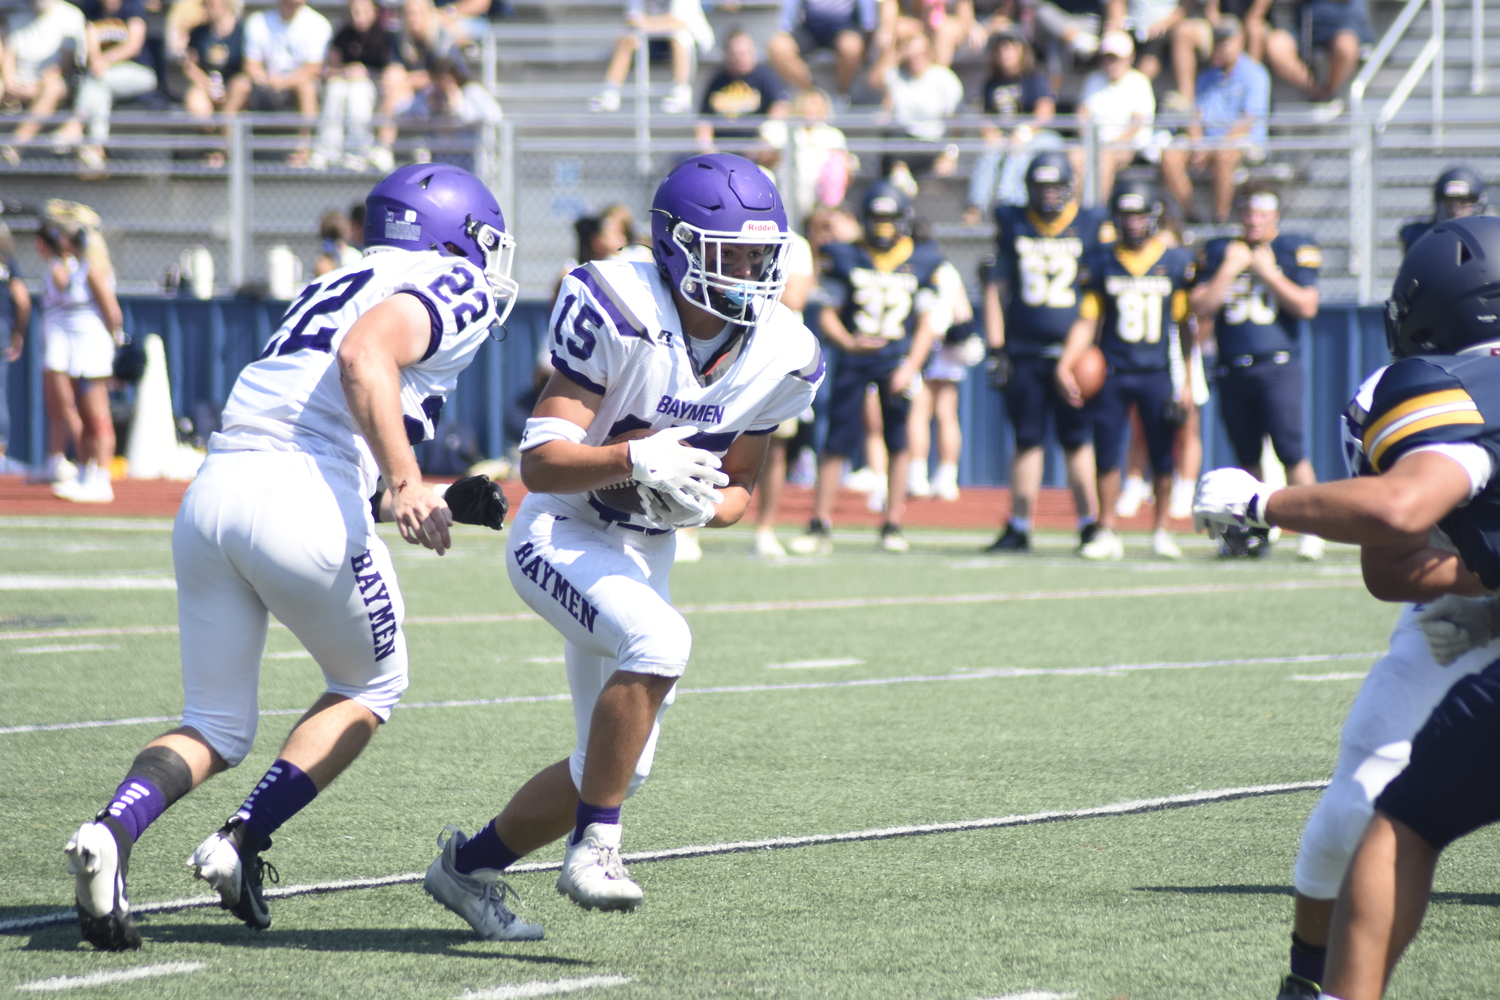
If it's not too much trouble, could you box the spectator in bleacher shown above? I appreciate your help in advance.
[312,209,361,275]
[1106,0,1188,82]
[165,0,203,61]
[907,258,977,501]
[431,0,491,44]
[1032,0,1103,86]
[0,0,87,163]
[880,0,984,68]
[694,28,789,156]
[758,87,854,219]
[1166,0,1269,108]
[385,0,458,150]
[243,0,332,166]
[0,218,32,475]
[587,0,713,115]
[1263,0,1372,117]
[49,0,159,171]
[182,0,251,163]
[1072,29,1154,202]
[868,28,963,193]
[767,0,878,108]
[313,0,399,170]
[412,54,501,132]
[964,25,1061,224]
[1159,14,1268,222]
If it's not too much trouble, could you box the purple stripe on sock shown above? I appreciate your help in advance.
[236,759,319,842]
[105,777,166,842]
[571,800,621,845]
[453,820,522,875]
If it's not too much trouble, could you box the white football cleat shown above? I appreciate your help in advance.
[66,820,141,950]
[187,819,275,929]
[1150,529,1182,560]
[1168,476,1194,520]
[673,527,702,563]
[31,453,77,484]
[752,528,786,559]
[425,825,543,941]
[556,822,643,912]
[1114,476,1147,517]
[1297,533,1325,561]
[1079,528,1125,561]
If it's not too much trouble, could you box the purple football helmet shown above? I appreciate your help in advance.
[651,153,791,326]
[365,163,519,324]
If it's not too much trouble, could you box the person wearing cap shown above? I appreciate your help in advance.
[1398,166,1488,254]
[1073,28,1155,202]
[1104,0,1191,83]
[1190,184,1325,560]
[1165,0,1271,108]
[1159,14,1270,223]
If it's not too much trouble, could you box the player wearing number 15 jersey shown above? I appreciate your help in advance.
[61,164,517,951]
[1192,185,1324,559]
[790,180,943,554]
[1063,179,1194,560]
[984,151,1111,554]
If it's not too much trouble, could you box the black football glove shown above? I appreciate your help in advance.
[986,346,1012,390]
[444,474,509,530]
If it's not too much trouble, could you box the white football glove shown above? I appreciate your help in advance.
[1192,468,1279,540]
[628,425,730,493]
[1416,594,1500,666]
[637,481,717,529]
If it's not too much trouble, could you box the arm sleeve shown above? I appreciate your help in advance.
[1364,359,1487,472]
[1399,443,1494,501]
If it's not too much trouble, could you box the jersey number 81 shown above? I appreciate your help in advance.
[1115,290,1163,344]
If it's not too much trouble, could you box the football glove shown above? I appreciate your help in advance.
[629,425,730,495]
[1416,594,1500,666]
[443,474,508,530]
[986,346,1012,390]
[1192,468,1277,540]
[638,481,717,529]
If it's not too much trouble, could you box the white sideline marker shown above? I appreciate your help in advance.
[458,975,633,1000]
[1291,672,1370,682]
[766,658,865,669]
[0,653,1381,737]
[0,575,177,591]
[0,781,1328,934]
[15,961,204,992]
[14,644,117,654]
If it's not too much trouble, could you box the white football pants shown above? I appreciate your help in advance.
[506,494,687,797]
[1293,602,1496,898]
[173,450,409,766]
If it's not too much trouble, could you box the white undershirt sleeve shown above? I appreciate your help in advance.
[519,416,588,452]
[1401,442,1494,502]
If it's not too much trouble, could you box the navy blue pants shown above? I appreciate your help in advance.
[1093,368,1176,476]
[1004,353,1095,452]
[824,355,910,458]
[1217,358,1307,469]
[1377,654,1500,849]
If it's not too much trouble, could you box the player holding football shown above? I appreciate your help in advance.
[1191,186,1325,560]
[1062,179,1194,560]
[422,153,821,939]
[788,181,941,555]
[984,152,1110,554]
[61,164,517,951]
[1193,216,1500,1000]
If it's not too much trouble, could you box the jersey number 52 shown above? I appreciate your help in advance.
[1019,250,1077,309]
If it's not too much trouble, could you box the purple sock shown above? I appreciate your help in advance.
[104,777,168,843]
[235,759,318,843]
[571,800,621,845]
[1290,933,1327,985]
[454,820,522,875]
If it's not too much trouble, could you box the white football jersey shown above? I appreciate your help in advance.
[525,259,823,531]
[212,246,498,495]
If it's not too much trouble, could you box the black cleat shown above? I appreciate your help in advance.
[187,817,277,930]
[1078,522,1100,548]
[985,524,1031,553]
[1275,973,1321,1000]
[1218,525,1273,558]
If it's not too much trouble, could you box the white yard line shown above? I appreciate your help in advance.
[15,962,204,992]
[14,644,117,654]
[1291,672,1370,681]
[766,658,865,669]
[0,781,1327,934]
[0,576,177,590]
[983,992,1078,1000]
[0,653,1380,737]
[457,976,633,1000]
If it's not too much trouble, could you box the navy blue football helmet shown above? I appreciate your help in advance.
[1109,178,1163,249]
[1434,166,1488,222]
[861,180,912,252]
[1386,215,1500,358]
[1025,152,1075,217]
[650,153,790,325]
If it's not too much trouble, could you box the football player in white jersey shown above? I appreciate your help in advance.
[422,153,822,940]
[61,164,518,950]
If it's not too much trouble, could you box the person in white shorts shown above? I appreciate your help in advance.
[61,163,518,951]
[34,201,123,501]
[423,152,822,941]
[908,257,978,501]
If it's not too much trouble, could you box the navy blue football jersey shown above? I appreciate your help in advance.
[1399,219,1435,254]
[1362,354,1500,587]
[1079,238,1195,373]
[1197,233,1319,357]
[821,237,946,364]
[993,203,1112,358]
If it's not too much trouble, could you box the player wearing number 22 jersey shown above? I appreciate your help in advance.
[60,165,519,951]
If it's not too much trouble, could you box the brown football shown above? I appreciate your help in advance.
[1072,345,1108,402]
[591,427,662,516]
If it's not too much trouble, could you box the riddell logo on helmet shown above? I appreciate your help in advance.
[740,220,780,235]
[1445,181,1473,198]
[384,208,421,241]
[1033,167,1061,183]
